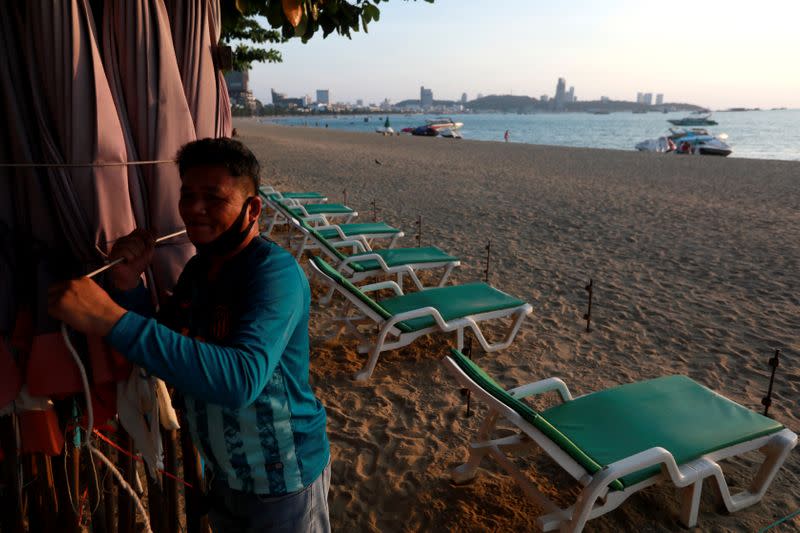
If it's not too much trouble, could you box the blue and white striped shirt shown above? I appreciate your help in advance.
[108,238,329,494]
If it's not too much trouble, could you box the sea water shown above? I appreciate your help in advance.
[268,109,800,162]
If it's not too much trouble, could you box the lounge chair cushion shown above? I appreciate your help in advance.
[268,192,325,200]
[290,203,353,215]
[348,247,458,273]
[382,283,526,333]
[542,375,784,487]
[317,223,400,240]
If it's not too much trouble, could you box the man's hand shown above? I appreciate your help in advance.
[48,278,127,337]
[109,229,155,291]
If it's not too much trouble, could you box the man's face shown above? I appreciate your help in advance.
[178,166,252,245]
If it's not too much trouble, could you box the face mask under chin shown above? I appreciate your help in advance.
[195,196,256,257]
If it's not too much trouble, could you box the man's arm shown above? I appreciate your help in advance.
[106,253,306,409]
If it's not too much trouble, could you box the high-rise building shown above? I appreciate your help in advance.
[225,71,256,110]
[555,77,566,106]
[461,92,468,104]
[656,93,664,106]
[356,99,364,107]
[636,92,643,104]
[643,93,653,106]
[270,88,304,108]
[600,96,610,103]
[420,86,433,108]
[316,89,330,105]
[540,95,549,103]
[567,86,575,103]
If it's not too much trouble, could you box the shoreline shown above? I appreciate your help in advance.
[248,113,800,162]
[238,118,799,532]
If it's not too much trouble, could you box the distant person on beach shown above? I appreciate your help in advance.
[49,138,331,532]
[504,129,510,142]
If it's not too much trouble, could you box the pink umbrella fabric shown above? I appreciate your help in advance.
[167,0,232,139]
[101,0,197,299]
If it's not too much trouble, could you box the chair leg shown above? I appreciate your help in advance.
[451,412,499,484]
[353,325,392,381]
[679,480,703,527]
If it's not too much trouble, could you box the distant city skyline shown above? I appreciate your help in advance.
[247,0,799,109]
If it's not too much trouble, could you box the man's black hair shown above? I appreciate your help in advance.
[176,137,260,194]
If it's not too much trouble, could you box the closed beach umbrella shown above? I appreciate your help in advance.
[166,0,232,139]
[0,0,140,396]
[101,0,196,298]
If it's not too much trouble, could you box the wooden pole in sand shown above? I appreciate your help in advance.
[584,279,593,332]
[762,349,781,417]
[343,189,347,206]
[371,199,378,222]
[484,241,492,283]
[415,216,422,247]
[461,338,473,418]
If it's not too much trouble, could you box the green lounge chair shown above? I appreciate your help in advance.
[260,189,356,235]
[309,256,532,381]
[442,348,797,532]
[268,199,404,249]
[259,185,328,204]
[295,219,459,291]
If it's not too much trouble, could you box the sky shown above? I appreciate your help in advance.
[249,0,800,109]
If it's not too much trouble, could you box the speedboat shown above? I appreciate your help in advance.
[439,128,462,139]
[669,128,732,156]
[668,112,718,126]
[425,117,464,132]
[635,128,732,156]
[401,125,438,136]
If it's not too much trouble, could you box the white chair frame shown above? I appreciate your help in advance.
[442,355,798,532]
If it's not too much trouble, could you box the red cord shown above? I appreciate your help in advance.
[92,429,194,489]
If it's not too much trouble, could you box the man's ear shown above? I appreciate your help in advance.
[248,195,262,222]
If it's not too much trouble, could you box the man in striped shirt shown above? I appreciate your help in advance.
[49,138,331,532]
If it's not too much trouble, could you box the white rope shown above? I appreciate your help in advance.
[84,229,187,278]
[91,446,152,532]
[0,159,174,168]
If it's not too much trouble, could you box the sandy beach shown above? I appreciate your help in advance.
[236,118,799,532]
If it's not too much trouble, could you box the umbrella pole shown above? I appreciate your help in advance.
[0,415,23,533]
[164,428,179,533]
[53,443,74,531]
[26,454,45,532]
[180,426,208,533]
[117,431,135,533]
[146,472,167,532]
[71,445,82,533]
[30,453,58,531]
[102,440,118,533]
[43,454,59,528]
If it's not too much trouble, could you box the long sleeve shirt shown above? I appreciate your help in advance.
[107,237,329,495]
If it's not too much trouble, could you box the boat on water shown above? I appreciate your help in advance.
[400,117,465,137]
[668,111,718,126]
[425,117,464,132]
[635,128,732,156]
[401,125,438,136]
[438,128,462,139]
